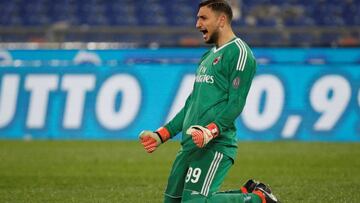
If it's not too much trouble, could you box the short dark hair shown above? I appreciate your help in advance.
[198,0,233,22]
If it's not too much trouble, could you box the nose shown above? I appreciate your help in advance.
[196,19,201,29]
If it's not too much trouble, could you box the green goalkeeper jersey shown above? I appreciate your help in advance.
[164,37,256,160]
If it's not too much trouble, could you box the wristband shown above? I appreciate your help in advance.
[155,127,171,143]
[206,122,219,137]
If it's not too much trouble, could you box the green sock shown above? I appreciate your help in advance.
[181,189,262,203]
[208,191,262,203]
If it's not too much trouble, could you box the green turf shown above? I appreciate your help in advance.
[0,141,359,203]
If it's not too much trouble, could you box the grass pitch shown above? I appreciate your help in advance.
[0,141,359,203]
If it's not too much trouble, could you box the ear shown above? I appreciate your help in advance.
[219,14,227,27]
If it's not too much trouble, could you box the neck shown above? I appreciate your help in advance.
[216,27,236,48]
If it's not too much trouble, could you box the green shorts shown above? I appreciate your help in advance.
[164,147,233,201]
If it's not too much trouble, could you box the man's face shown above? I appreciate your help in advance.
[196,6,221,44]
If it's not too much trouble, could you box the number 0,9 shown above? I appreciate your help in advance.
[310,75,351,131]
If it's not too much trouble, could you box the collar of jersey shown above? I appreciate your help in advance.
[212,37,239,53]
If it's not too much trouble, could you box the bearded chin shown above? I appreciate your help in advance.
[206,30,219,44]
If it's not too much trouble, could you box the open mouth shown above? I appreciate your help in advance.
[200,29,208,39]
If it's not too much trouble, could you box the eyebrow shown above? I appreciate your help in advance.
[197,14,206,18]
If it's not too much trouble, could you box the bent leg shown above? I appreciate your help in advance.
[164,194,181,203]
[208,192,262,203]
[182,190,262,203]
[181,149,233,201]
[164,150,191,202]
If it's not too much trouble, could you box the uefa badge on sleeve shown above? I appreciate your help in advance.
[232,77,240,89]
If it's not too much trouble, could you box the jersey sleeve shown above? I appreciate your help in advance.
[164,51,210,137]
[213,44,256,134]
[164,93,192,138]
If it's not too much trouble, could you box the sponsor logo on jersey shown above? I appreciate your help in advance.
[199,65,207,74]
[196,65,214,84]
[195,74,214,84]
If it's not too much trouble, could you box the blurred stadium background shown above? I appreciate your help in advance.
[0,0,359,47]
[0,0,360,202]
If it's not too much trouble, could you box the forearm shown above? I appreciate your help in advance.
[164,93,192,137]
[213,96,246,133]
[164,107,186,137]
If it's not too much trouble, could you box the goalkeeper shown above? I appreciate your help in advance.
[140,0,278,202]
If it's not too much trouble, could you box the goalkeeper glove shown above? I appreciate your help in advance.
[139,127,170,153]
[186,122,219,148]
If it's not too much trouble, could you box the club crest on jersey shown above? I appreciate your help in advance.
[212,56,221,65]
